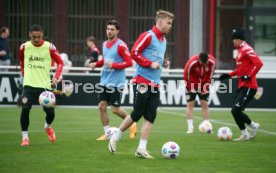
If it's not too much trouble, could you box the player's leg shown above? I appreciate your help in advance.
[235,88,259,139]
[43,106,56,142]
[199,93,210,120]
[199,93,212,131]
[135,86,158,159]
[110,87,137,139]
[97,86,110,140]
[231,88,255,141]
[20,86,35,146]
[109,84,148,153]
[185,91,196,133]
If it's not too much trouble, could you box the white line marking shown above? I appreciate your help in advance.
[159,109,276,136]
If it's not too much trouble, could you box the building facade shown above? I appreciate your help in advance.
[0,0,275,69]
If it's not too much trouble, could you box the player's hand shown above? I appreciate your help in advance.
[51,77,58,89]
[151,62,160,69]
[105,62,113,69]
[240,75,250,81]
[84,59,91,67]
[88,63,96,70]
[163,58,170,69]
[219,73,230,81]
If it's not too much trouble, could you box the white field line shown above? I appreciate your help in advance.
[159,109,276,136]
[0,109,275,135]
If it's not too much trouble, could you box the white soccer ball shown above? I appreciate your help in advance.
[199,121,213,133]
[106,127,117,140]
[217,127,233,141]
[161,141,180,159]
[39,91,56,108]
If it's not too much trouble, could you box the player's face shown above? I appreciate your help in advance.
[158,17,173,35]
[29,31,43,46]
[106,25,119,41]
[232,39,243,48]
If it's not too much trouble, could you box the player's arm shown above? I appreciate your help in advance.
[18,44,25,76]
[49,44,64,82]
[202,59,216,94]
[183,60,192,91]
[130,32,153,67]
[205,57,216,84]
[95,56,104,67]
[110,42,133,69]
[247,51,263,77]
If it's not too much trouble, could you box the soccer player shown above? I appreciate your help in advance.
[87,20,137,140]
[183,52,216,134]
[219,27,263,141]
[19,24,64,146]
[108,10,174,159]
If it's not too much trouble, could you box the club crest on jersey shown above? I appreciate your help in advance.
[22,97,28,104]
[138,86,147,94]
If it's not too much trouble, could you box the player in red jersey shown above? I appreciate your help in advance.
[183,52,216,133]
[219,27,263,141]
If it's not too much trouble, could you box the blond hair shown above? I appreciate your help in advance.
[155,10,174,21]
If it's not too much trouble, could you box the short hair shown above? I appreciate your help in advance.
[155,10,174,21]
[0,26,9,34]
[30,24,43,32]
[199,52,209,64]
[106,20,120,30]
[231,27,245,40]
[87,36,96,42]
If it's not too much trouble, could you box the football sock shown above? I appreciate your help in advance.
[103,125,110,134]
[44,122,51,129]
[241,129,249,136]
[22,131,28,139]
[231,107,246,130]
[112,128,123,141]
[44,107,55,124]
[20,107,30,131]
[187,119,194,129]
[138,139,147,150]
[249,121,257,129]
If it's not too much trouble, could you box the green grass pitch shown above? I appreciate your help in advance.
[0,107,276,173]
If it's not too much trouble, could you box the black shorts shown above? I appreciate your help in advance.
[185,90,209,102]
[98,85,123,107]
[130,84,160,124]
[21,85,48,109]
[233,87,257,111]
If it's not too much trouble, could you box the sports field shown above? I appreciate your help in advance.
[0,107,275,173]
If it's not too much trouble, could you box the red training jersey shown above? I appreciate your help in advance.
[229,41,263,89]
[183,54,216,93]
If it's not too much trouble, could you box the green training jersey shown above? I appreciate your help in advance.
[23,41,52,89]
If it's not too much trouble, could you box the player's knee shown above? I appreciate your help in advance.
[43,107,54,114]
[98,102,107,112]
[130,111,142,122]
[144,116,155,124]
[21,107,30,115]
[111,106,120,114]
[231,107,240,116]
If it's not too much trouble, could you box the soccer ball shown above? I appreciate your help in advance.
[217,127,233,141]
[39,91,56,108]
[198,121,213,133]
[161,141,180,159]
[106,127,117,140]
